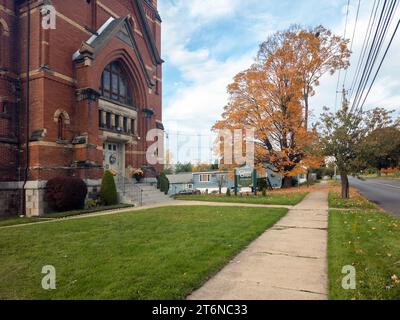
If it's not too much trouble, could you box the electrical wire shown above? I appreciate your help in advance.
[334,0,351,111]
[343,0,361,87]
[351,0,398,113]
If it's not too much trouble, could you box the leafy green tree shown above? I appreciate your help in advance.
[320,97,397,198]
[358,127,400,175]
[320,96,365,198]
[175,162,193,174]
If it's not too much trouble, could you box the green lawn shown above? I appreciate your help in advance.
[0,205,135,228]
[44,204,134,219]
[0,206,287,300]
[329,210,400,300]
[0,217,51,228]
[175,192,308,206]
[329,191,378,210]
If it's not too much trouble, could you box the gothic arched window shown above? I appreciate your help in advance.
[57,114,65,140]
[99,61,133,106]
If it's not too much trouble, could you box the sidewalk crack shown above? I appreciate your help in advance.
[259,251,320,260]
[272,286,326,296]
[273,225,327,231]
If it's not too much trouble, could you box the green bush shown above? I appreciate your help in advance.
[44,177,87,212]
[257,177,268,191]
[226,188,231,197]
[158,172,170,195]
[100,170,118,205]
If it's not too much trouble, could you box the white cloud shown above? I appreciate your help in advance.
[187,0,241,20]
[159,0,400,162]
[164,54,255,130]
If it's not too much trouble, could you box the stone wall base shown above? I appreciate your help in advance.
[0,189,22,217]
[0,179,102,217]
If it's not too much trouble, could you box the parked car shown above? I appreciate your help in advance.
[177,189,195,195]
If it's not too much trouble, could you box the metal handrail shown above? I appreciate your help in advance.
[117,178,143,207]
[132,184,143,207]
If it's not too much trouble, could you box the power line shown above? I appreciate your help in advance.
[349,0,379,99]
[335,0,351,111]
[350,0,398,113]
[358,17,400,112]
[343,0,361,87]
[350,0,392,111]
[351,0,391,110]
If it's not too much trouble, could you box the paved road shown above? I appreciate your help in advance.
[349,177,400,217]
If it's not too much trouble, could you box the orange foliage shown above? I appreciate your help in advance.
[380,167,398,175]
[214,25,351,178]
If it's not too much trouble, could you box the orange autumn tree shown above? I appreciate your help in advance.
[214,26,349,187]
[258,25,351,129]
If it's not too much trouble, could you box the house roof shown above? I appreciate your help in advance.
[166,173,193,184]
[193,171,229,175]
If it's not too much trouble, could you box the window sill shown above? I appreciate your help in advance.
[99,127,135,137]
[99,97,137,111]
[56,139,70,145]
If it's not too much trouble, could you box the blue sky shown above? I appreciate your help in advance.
[158,0,400,163]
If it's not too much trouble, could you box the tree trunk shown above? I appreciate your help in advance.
[282,176,293,189]
[376,168,381,177]
[304,91,309,131]
[340,172,349,199]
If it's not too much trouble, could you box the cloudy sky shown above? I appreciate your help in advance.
[158,0,400,163]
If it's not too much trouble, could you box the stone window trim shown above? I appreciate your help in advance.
[98,109,137,136]
[53,109,71,125]
[0,18,10,37]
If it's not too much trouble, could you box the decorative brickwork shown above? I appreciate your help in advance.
[0,0,163,216]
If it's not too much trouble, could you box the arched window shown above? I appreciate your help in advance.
[0,18,10,69]
[57,114,65,140]
[99,61,133,106]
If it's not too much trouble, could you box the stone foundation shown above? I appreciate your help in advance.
[24,181,48,217]
[0,187,22,217]
[0,179,102,217]
[85,179,102,201]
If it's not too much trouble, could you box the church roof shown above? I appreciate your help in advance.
[73,16,159,88]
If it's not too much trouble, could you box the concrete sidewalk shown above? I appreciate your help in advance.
[188,191,329,300]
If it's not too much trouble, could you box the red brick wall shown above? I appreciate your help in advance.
[0,0,163,183]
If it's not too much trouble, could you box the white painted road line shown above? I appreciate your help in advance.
[370,181,400,190]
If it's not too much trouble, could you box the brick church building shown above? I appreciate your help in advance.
[0,0,163,216]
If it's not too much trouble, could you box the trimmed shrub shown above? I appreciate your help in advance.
[262,188,267,197]
[157,171,170,195]
[44,177,88,212]
[100,170,118,205]
[257,177,268,191]
[226,188,231,197]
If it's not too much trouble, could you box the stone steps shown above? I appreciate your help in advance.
[118,182,172,207]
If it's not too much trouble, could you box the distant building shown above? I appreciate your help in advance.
[192,171,234,194]
[166,173,193,196]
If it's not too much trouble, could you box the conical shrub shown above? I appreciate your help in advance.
[100,170,118,205]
